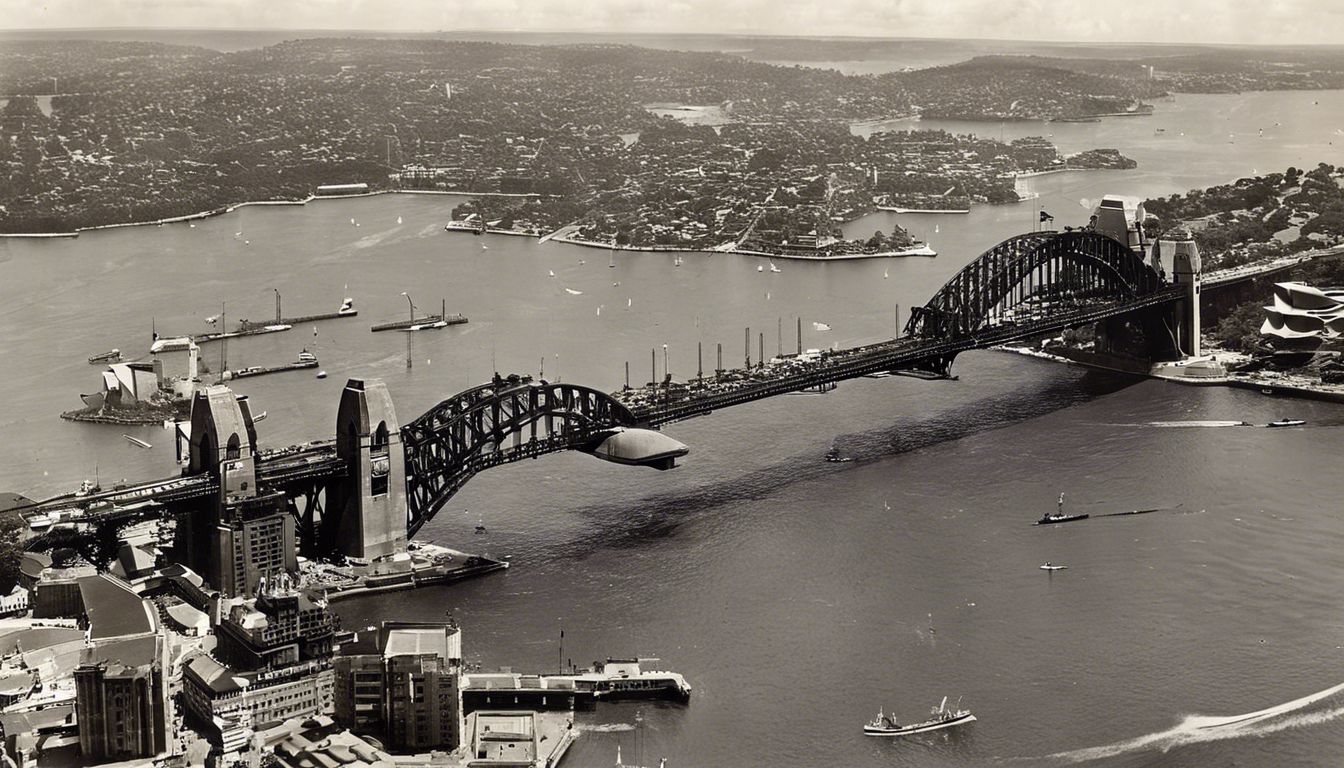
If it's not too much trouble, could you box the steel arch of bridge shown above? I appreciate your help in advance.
[401,376,637,536]
[905,231,1162,341]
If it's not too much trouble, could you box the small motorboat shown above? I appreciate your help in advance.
[474,523,487,534]
[1267,418,1305,428]
[863,697,975,737]
[1035,512,1088,526]
[297,349,317,364]
[88,348,122,364]
[824,448,852,463]
[1040,563,1069,571]
[315,370,328,379]
[1035,492,1088,525]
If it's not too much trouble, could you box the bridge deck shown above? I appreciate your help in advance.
[629,288,1184,426]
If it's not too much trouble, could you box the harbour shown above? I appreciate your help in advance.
[3,85,1344,768]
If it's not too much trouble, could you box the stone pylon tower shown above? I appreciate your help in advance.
[329,379,407,559]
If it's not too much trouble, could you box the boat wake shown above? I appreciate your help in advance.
[1148,420,1249,428]
[1043,680,1344,763]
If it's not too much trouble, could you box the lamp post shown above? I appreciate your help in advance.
[662,344,669,404]
[400,292,415,323]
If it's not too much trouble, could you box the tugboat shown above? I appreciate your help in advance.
[863,697,975,736]
[1034,493,1089,526]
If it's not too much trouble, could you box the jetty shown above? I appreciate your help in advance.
[371,299,468,332]
[239,296,357,332]
[220,355,319,381]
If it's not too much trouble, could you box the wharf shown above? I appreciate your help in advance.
[221,358,319,381]
[192,324,291,344]
[239,309,356,331]
[370,309,468,332]
[306,543,508,602]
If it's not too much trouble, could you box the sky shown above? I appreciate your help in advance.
[3,0,1343,46]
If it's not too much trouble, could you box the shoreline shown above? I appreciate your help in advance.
[996,344,1344,403]
[453,226,939,260]
[0,187,529,239]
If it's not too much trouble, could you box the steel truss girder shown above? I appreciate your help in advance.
[401,378,637,536]
[906,231,1161,340]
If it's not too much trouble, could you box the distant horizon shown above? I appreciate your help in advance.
[4,26,1344,52]
[4,0,1342,47]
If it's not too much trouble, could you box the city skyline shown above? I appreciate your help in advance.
[5,0,1344,47]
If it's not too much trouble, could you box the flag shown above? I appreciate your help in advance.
[1040,211,1054,222]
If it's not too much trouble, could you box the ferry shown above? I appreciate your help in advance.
[1267,418,1305,428]
[562,659,692,702]
[863,697,975,736]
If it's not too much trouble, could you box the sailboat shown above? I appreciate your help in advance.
[674,255,683,267]
[609,253,616,268]
[757,265,764,272]
[883,268,889,279]
[397,216,403,225]
[769,261,781,273]
[549,270,556,278]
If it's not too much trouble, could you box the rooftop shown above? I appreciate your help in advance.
[79,574,156,640]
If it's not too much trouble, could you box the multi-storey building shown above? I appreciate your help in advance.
[332,621,463,752]
[182,577,337,751]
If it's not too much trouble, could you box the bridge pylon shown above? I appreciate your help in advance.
[327,379,407,559]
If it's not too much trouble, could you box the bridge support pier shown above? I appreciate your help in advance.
[327,379,407,560]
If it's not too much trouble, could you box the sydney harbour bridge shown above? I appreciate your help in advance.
[10,224,1315,564]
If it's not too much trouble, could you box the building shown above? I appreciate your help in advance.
[80,361,162,412]
[1261,282,1344,341]
[71,574,169,762]
[212,490,299,598]
[182,577,337,751]
[333,621,463,752]
[177,386,298,597]
[31,564,96,619]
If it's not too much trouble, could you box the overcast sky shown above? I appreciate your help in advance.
[4,0,1342,46]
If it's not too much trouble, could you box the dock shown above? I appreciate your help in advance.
[370,299,468,332]
[193,324,291,344]
[239,298,358,331]
[221,357,319,381]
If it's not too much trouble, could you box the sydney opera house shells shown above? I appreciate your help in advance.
[1261,282,1344,339]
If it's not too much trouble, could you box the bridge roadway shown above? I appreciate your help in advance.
[633,287,1186,427]
[12,442,343,516]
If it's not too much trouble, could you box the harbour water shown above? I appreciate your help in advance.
[2,89,1344,766]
